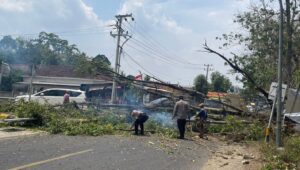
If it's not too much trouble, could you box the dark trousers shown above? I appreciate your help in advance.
[134,115,149,135]
[177,119,187,139]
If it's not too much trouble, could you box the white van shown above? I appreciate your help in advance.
[15,88,86,105]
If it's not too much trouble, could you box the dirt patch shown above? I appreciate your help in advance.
[201,135,263,170]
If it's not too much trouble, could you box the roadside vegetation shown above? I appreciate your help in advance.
[261,136,300,170]
[207,115,300,169]
[208,115,264,141]
[0,100,176,138]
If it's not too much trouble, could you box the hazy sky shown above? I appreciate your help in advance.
[0,0,258,86]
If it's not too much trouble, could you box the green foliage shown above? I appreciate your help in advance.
[3,101,178,139]
[208,115,264,141]
[210,71,232,92]
[0,32,112,73]
[261,136,300,170]
[0,70,23,91]
[14,100,52,126]
[193,74,208,95]
[292,69,300,86]
[217,1,300,91]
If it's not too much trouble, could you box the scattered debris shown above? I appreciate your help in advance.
[242,160,250,165]
[148,141,155,145]
[224,150,233,155]
[243,154,255,160]
[220,162,229,167]
[221,155,228,159]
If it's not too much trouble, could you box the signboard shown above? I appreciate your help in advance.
[268,82,288,102]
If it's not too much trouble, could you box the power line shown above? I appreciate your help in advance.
[123,51,160,78]
[128,37,205,69]
[123,51,190,82]
[125,20,203,66]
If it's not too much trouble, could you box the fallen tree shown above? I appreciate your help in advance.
[202,43,270,101]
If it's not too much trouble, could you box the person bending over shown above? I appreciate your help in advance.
[131,110,149,135]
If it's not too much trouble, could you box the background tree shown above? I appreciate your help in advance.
[216,0,300,95]
[193,74,209,95]
[0,32,114,91]
[210,71,232,92]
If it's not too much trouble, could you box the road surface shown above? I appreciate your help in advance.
[0,134,210,170]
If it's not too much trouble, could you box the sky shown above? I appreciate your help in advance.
[0,0,258,87]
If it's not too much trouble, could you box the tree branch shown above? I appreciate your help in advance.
[202,43,270,100]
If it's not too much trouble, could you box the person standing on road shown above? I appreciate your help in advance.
[63,91,70,104]
[196,103,208,139]
[172,96,189,139]
[131,110,149,135]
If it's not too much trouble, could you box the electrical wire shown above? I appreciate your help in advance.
[125,20,203,66]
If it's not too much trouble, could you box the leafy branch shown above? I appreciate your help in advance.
[202,43,270,100]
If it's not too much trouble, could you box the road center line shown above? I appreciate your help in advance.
[9,149,93,170]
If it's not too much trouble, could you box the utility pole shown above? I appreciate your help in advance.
[276,0,284,147]
[110,14,134,104]
[204,64,213,82]
[28,64,35,101]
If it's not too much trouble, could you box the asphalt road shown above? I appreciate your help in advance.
[0,134,209,170]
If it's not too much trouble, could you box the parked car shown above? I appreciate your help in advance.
[15,88,86,105]
[144,98,174,109]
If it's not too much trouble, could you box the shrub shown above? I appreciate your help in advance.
[261,136,300,169]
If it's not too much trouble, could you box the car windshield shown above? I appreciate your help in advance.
[150,98,168,105]
[204,100,223,108]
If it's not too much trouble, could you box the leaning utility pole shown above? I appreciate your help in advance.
[276,0,284,147]
[110,14,133,103]
[204,64,213,82]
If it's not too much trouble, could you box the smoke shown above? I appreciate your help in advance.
[148,111,175,127]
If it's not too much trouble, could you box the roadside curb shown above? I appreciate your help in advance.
[0,129,47,141]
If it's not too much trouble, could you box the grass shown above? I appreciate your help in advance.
[261,136,300,170]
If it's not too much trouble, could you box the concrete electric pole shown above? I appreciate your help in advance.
[110,14,133,104]
[276,0,284,147]
[204,64,213,82]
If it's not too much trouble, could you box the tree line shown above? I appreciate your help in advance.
[0,32,112,90]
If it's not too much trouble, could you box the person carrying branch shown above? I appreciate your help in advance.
[131,110,149,135]
[172,96,189,139]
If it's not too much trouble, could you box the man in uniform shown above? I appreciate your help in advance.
[172,96,189,139]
